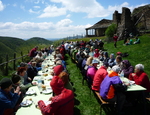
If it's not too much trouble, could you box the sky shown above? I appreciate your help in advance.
[0,0,149,39]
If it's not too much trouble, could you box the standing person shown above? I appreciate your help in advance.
[113,34,118,48]
[29,46,38,59]
[0,78,21,115]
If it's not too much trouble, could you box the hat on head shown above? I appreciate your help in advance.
[112,65,121,73]
[117,52,122,55]
[0,78,12,89]
[103,62,109,67]
[95,49,99,51]
[92,59,99,64]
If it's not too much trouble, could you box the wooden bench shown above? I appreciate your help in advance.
[94,91,115,115]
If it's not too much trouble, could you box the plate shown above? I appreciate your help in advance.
[45,76,53,80]
[129,80,135,85]
[42,88,52,94]
[20,100,32,107]
[33,77,39,81]
[44,101,51,106]
[26,90,36,95]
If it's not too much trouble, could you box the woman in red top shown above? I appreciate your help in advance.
[94,49,100,58]
[113,34,118,48]
[129,64,150,96]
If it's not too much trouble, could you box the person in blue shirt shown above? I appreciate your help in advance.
[0,78,21,115]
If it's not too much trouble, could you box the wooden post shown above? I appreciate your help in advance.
[21,51,23,62]
[5,54,8,76]
[14,53,16,70]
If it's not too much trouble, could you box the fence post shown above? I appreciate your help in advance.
[5,54,8,76]
[14,53,16,70]
[21,51,23,62]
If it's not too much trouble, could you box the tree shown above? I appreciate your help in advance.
[105,23,117,42]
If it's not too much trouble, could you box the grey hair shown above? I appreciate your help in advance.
[135,64,144,71]
[112,65,121,73]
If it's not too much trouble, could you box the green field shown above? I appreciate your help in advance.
[65,34,150,115]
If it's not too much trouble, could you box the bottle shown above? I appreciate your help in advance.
[38,80,42,93]
[120,71,124,78]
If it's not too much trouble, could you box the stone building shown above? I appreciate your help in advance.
[85,4,150,38]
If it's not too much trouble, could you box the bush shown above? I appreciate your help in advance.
[105,23,117,42]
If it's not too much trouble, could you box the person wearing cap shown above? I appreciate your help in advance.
[129,64,150,95]
[92,62,109,92]
[94,49,100,58]
[122,60,134,78]
[86,59,99,85]
[0,78,21,115]
[38,75,74,115]
[116,52,122,57]
[100,65,127,115]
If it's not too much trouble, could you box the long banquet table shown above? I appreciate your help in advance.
[16,55,55,115]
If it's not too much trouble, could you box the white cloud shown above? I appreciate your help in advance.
[13,3,17,7]
[29,9,40,14]
[38,5,66,18]
[34,6,40,9]
[66,14,71,18]
[0,19,91,38]
[20,5,25,11]
[0,1,4,11]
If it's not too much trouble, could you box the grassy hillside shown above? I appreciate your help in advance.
[0,36,53,76]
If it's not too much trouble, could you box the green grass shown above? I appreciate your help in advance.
[65,54,100,115]
[65,34,150,115]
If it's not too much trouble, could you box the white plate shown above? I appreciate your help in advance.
[42,88,52,94]
[21,100,32,107]
[26,90,36,95]
[45,76,53,80]
[44,101,51,106]
[33,77,39,81]
[129,80,135,85]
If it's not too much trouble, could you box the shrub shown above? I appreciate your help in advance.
[105,23,117,42]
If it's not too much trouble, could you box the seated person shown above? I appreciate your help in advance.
[134,36,140,44]
[92,62,108,92]
[87,59,99,85]
[108,53,116,67]
[35,51,44,61]
[77,52,85,71]
[53,64,64,76]
[129,64,150,96]
[100,52,109,63]
[125,38,133,45]
[27,61,38,81]
[100,66,127,115]
[122,60,134,78]
[17,67,35,94]
[58,72,73,91]
[115,56,123,70]
[94,49,100,58]
[38,75,74,115]
[20,62,32,84]
[0,78,21,115]
[89,48,94,57]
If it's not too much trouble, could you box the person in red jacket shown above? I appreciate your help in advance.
[94,49,100,58]
[92,62,109,92]
[38,76,74,115]
[29,46,38,59]
[113,34,118,48]
[129,64,150,95]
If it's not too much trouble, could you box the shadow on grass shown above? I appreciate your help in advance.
[74,107,81,115]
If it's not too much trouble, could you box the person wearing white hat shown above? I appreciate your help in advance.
[100,65,127,115]
[86,59,99,85]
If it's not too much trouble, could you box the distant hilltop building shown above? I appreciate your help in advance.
[85,4,150,39]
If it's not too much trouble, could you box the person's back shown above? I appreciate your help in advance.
[92,66,108,91]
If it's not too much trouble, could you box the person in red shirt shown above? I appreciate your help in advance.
[113,34,118,48]
[92,62,109,92]
[29,46,38,59]
[38,76,74,115]
[129,64,150,96]
[94,49,100,58]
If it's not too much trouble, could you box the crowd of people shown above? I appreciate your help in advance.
[58,38,149,115]
[0,45,74,115]
[0,36,148,115]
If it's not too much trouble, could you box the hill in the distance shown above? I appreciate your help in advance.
[0,36,52,62]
